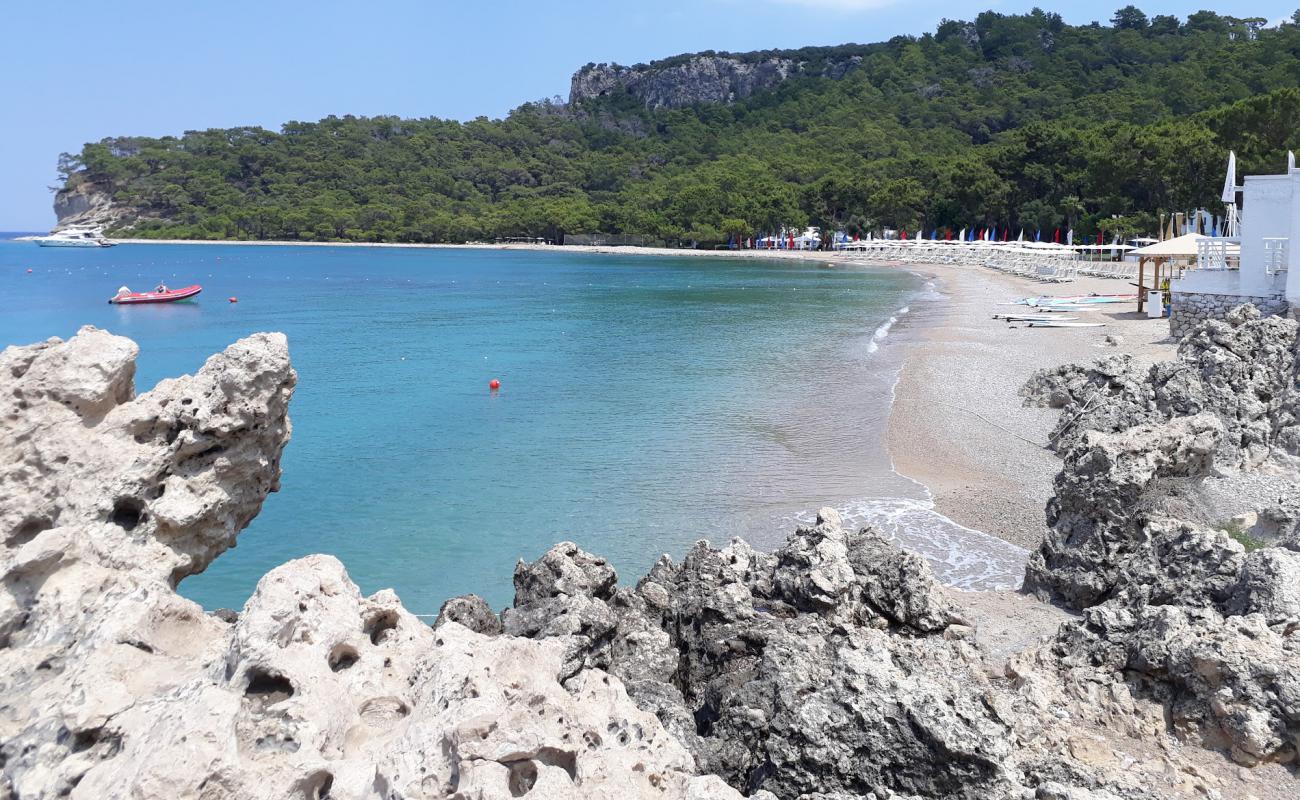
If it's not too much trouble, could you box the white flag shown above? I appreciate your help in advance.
[1221,151,1237,204]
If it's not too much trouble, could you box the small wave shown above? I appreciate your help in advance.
[865,304,910,353]
[793,495,1028,591]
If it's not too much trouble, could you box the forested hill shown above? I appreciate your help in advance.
[55,7,1300,244]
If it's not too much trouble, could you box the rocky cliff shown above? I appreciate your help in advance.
[2,324,1296,799]
[51,177,134,232]
[569,53,862,109]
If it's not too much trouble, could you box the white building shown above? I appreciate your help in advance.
[1169,160,1297,337]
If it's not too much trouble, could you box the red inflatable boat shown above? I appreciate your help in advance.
[108,285,203,305]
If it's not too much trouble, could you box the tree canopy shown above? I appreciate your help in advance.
[58,8,1300,245]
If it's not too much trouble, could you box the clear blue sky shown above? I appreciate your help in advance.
[0,1,1289,229]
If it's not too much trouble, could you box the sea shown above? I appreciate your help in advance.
[0,235,1026,614]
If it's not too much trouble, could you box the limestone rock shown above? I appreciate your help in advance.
[0,330,741,800]
[569,54,862,109]
[434,593,503,635]
[1021,307,1300,464]
[1026,309,1300,766]
[1024,414,1227,609]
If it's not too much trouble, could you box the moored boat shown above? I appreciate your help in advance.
[109,284,202,304]
[35,227,115,248]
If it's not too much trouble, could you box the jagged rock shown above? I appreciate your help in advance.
[434,593,503,635]
[1022,305,1300,465]
[6,327,1288,799]
[501,516,1169,798]
[1026,309,1300,767]
[0,330,741,800]
[1054,600,1300,766]
[1024,414,1226,609]
[1225,548,1300,624]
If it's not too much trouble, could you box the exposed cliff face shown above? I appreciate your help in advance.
[569,54,862,109]
[51,178,137,232]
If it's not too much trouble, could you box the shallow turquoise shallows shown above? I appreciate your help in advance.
[0,239,1023,614]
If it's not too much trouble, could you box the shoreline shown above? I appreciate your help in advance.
[882,260,1176,551]
[11,233,1176,560]
[15,235,847,262]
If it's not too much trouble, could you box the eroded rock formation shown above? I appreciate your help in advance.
[0,329,736,800]
[3,324,1294,799]
[1022,306,1300,767]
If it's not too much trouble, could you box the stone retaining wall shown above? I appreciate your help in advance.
[1169,291,1291,338]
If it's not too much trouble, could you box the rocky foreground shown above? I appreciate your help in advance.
[1,312,1297,799]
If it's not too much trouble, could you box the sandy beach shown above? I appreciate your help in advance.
[883,261,1175,551]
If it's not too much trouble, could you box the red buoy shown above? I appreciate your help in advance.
[489,379,501,391]
[228,296,238,303]
[26,268,33,273]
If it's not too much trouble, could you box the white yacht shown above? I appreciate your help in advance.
[34,227,115,247]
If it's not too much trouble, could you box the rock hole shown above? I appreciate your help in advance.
[693,701,720,737]
[181,397,193,406]
[244,668,295,711]
[582,731,602,751]
[71,728,101,753]
[302,770,333,799]
[359,696,410,731]
[8,516,53,547]
[108,497,145,532]
[328,644,359,672]
[364,611,399,645]
[506,760,538,797]
[534,748,577,781]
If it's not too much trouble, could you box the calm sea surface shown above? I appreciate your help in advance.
[0,238,1025,613]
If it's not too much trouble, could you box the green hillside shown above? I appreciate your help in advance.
[56,7,1300,244]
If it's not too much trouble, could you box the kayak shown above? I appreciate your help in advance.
[1027,321,1106,328]
[109,285,202,305]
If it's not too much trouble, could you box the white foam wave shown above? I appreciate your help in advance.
[866,304,910,354]
[793,494,1028,591]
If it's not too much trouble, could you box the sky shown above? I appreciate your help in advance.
[0,1,1291,229]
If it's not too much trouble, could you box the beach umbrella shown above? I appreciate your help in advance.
[789,232,795,249]
[1003,228,1009,242]
[1017,228,1025,242]
[1221,151,1237,204]
[958,227,966,241]
[1289,151,1296,172]
[901,229,908,240]
[945,228,952,241]
[1053,228,1060,243]
[931,229,938,241]
[1067,229,1074,246]
[1035,229,1041,242]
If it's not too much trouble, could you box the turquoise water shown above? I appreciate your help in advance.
[0,239,1025,613]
